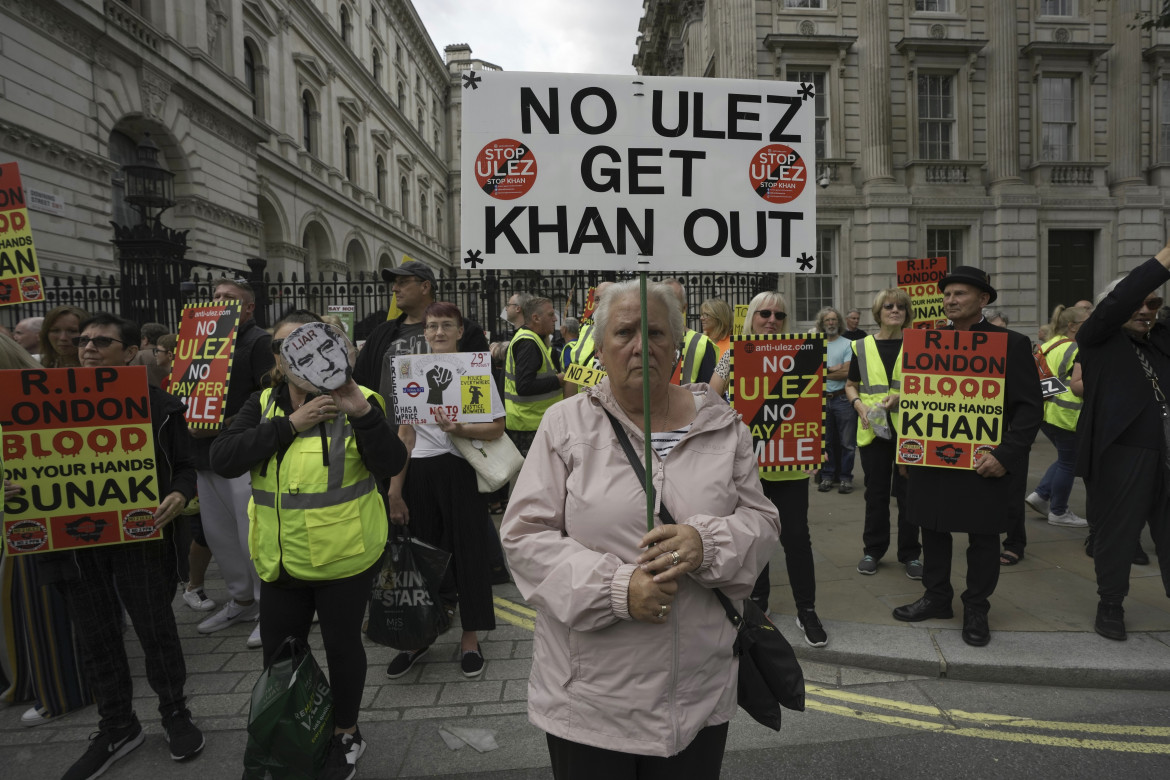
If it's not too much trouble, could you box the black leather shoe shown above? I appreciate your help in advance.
[1134,547,1150,566]
[1095,601,1126,641]
[962,609,991,647]
[1083,533,1094,558]
[892,596,953,622]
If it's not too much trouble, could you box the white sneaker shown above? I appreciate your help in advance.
[197,599,260,634]
[182,587,217,612]
[1048,509,1088,528]
[1025,492,1050,516]
[246,623,263,649]
[21,706,50,727]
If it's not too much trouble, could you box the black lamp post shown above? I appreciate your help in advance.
[111,132,189,330]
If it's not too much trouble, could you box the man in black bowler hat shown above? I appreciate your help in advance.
[892,266,1042,646]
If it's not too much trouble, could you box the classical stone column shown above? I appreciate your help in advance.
[720,0,757,79]
[1109,0,1142,185]
[858,0,893,183]
[986,0,1021,183]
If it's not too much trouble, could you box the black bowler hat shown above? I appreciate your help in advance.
[381,260,437,286]
[938,265,997,304]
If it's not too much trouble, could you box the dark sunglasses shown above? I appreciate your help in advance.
[1141,297,1164,311]
[271,338,284,354]
[755,309,787,321]
[72,336,125,349]
[882,303,907,311]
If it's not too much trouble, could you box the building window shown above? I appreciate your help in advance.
[1040,0,1072,15]
[373,49,382,85]
[302,90,316,153]
[376,156,387,203]
[917,74,955,160]
[926,228,965,266]
[789,70,828,158]
[1040,76,1077,161]
[433,128,440,151]
[340,5,353,47]
[371,6,378,28]
[400,176,410,221]
[1161,80,1170,162]
[796,229,836,322]
[784,0,825,7]
[915,0,951,10]
[420,194,428,232]
[396,43,402,64]
[417,108,424,134]
[436,208,443,241]
[244,41,258,117]
[397,81,405,109]
[344,127,357,182]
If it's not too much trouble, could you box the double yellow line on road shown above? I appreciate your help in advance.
[805,685,1170,753]
[494,596,1170,753]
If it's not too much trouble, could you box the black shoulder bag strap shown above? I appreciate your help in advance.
[601,409,747,633]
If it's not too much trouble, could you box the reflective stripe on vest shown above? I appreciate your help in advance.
[570,324,597,367]
[854,336,903,448]
[672,330,711,385]
[505,329,562,430]
[248,386,387,581]
[1041,336,1082,430]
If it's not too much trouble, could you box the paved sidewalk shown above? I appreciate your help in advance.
[2,437,1168,778]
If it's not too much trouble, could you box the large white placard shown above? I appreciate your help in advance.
[460,71,818,274]
[389,352,495,425]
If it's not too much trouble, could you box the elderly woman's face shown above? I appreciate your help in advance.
[597,295,675,392]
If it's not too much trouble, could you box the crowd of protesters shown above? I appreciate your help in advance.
[2,240,1169,779]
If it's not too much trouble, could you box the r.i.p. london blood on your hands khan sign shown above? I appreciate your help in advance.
[461,72,817,273]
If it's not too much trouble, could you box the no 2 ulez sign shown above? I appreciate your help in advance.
[461,72,818,273]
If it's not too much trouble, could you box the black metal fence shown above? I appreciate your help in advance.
[2,261,779,343]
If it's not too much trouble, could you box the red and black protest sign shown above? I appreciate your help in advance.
[896,329,1008,470]
[0,162,45,307]
[474,138,538,200]
[1,367,161,555]
[898,257,948,329]
[729,334,826,471]
[749,144,808,205]
[169,301,241,429]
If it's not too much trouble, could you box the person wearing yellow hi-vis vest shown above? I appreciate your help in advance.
[211,311,406,778]
[664,279,719,385]
[562,281,613,399]
[1024,304,1091,529]
[505,296,564,455]
[845,288,923,580]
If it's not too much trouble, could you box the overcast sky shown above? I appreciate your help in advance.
[414,1,644,75]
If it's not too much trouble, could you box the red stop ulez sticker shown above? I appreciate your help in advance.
[749,144,807,204]
[475,139,537,200]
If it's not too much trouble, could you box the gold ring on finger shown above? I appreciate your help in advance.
[658,604,668,618]
[670,550,681,566]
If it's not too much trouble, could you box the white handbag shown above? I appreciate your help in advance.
[450,434,525,493]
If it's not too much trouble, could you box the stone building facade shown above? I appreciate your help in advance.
[634,0,1170,330]
[0,0,486,319]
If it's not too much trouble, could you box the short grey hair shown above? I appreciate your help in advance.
[522,296,551,322]
[561,317,580,338]
[593,280,685,349]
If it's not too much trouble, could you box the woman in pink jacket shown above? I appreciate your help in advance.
[501,280,781,779]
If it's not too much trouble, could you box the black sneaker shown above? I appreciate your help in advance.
[461,645,485,678]
[62,715,145,780]
[162,709,205,761]
[320,729,367,780]
[1095,601,1126,641]
[386,646,429,679]
[796,609,828,647]
[816,479,834,493]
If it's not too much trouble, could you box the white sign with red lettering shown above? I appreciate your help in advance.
[460,71,817,273]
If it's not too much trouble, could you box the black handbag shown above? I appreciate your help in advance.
[603,410,806,730]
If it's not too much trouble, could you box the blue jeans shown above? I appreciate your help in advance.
[821,394,857,483]
[1034,422,1078,515]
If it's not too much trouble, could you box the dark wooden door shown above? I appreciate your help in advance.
[1048,230,1094,311]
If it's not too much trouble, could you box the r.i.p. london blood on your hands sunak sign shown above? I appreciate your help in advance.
[460,71,817,273]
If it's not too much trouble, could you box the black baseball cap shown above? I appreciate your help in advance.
[381,260,436,285]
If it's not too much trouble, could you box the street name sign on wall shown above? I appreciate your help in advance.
[461,72,817,273]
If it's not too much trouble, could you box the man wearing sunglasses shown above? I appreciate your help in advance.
[892,267,1042,648]
[40,314,205,778]
[1075,239,1170,641]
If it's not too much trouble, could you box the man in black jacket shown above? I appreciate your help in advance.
[1076,240,1170,641]
[892,267,1042,647]
[354,260,489,394]
[47,313,203,779]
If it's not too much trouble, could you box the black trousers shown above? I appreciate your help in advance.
[859,438,920,562]
[1088,443,1170,601]
[921,528,1000,614]
[259,561,379,729]
[404,453,498,633]
[546,723,729,780]
[62,538,187,732]
[752,478,815,612]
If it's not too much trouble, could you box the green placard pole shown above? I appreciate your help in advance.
[640,272,655,532]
